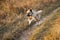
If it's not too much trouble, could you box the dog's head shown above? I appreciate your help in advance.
[26,9,32,14]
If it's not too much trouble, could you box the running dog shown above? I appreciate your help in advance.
[26,9,43,24]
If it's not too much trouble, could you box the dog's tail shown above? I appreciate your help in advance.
[37,10,43,14]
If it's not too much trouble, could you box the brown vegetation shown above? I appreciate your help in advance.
[0,0,60,40]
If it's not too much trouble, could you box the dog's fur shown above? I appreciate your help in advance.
[26,9,43,24]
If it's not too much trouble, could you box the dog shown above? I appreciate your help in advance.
[26,9,43,24]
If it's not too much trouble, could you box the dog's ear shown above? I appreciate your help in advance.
[26,10,30,13]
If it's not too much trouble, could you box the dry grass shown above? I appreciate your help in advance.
[0,0,60,40]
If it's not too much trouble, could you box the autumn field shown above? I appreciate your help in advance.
[0,0,60,40]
